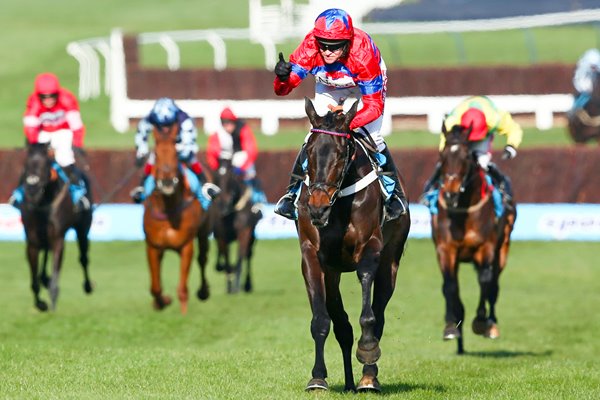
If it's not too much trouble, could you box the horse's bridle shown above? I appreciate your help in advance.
[440,150,491,212]
[306,128,355,207]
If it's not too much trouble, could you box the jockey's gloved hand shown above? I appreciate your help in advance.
[501,145,517,160]
[274,52,292,81]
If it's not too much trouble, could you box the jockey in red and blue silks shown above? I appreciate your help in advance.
[206,107,267,208]
[272,8,408,221]
[9,72,90,211]
[130,97,220,209]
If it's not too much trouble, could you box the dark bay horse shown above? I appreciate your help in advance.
[142,123,210,314]
[431,124,517,354]
[568,70,600,144]
[210,157,260,294]
[296,98,410,392]
[20,143,93,311]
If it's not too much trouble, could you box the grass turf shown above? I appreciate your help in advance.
[0,239,598,399]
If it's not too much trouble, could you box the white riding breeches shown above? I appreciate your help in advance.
[313,83,386,152]
[37,129,75,166]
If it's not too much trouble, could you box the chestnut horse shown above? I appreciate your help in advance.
[296,98,410,392]
[20,143,93,311]
[142,123,210,314]
[568,70,600,144]
[210,157,260,294]
[431,124,517,354]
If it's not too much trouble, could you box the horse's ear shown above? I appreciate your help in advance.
[344,100,359,129]
[305,97,319,126]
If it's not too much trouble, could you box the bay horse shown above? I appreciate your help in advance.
[296,98,410,392]
[431,124,517,354]
[20,142,93,311]
[142,123,210,314]
[210,157,260,294]
[568,70,600,144]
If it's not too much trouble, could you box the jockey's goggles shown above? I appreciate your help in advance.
[316,39,348,52]
[39,93,58,100]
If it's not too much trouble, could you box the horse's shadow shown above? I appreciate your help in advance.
[463,349,553,358]
[329,382,446,395]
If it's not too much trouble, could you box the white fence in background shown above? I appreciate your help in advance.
[66,5,598,132]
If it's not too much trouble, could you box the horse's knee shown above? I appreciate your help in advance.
[311,315,331,339]
[478,266,494,284]
[442,279,459,296]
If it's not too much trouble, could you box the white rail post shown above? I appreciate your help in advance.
[109,29,129,133]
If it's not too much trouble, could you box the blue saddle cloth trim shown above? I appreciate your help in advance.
[427,175,503,218]
[11,163,87,208]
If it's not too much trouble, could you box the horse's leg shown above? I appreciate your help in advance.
[40,247,50,289]
[26,242,47,311]
[49,236,66,311]
[438,246,465,354]
[485,263,501,339]
[196,227,210,301]
[358,248,400,392]
[355,239,383,366]
[215,237,227,273]
[302,253,330,391]
[176,240,194,315]
[243,233,256,293]
[236,228,253,293]
[146,244,171,310]
[323,271,356,392]
[473,243,500,339]
[75,217,93,294]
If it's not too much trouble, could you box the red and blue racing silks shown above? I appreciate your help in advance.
[274,25,386,131]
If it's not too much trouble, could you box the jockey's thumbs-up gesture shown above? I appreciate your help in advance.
[274,52,292,81]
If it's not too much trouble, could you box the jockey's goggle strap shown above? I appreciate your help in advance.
[310,128,351,139]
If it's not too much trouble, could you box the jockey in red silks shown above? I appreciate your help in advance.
[9,72,90,211]
[206,107,267,207]
[272,8,408,221]
[130,97,220,209]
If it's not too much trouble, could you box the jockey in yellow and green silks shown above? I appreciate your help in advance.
[423,95,523,201]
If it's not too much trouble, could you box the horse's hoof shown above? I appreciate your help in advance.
[356,342,381,365]
[35,300,48,312]
[83,281,94,294]
[357,375,381,393]
[305,378,328,391]
[196,288,209,301]
[485,323,500,339]
[152,295,172,310]
[216,264,225,272]
[443,323,461,340]
[472,318,488,335]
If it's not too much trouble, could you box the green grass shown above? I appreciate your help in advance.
[0,0,597,149]
[0,239,598,399]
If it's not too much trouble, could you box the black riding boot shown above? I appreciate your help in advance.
[62,164,90,211]
[487,163,513,200]
[274,145,307,220]
[130,175,147,204]
[423,161,442,193]
[379,147,408,220]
